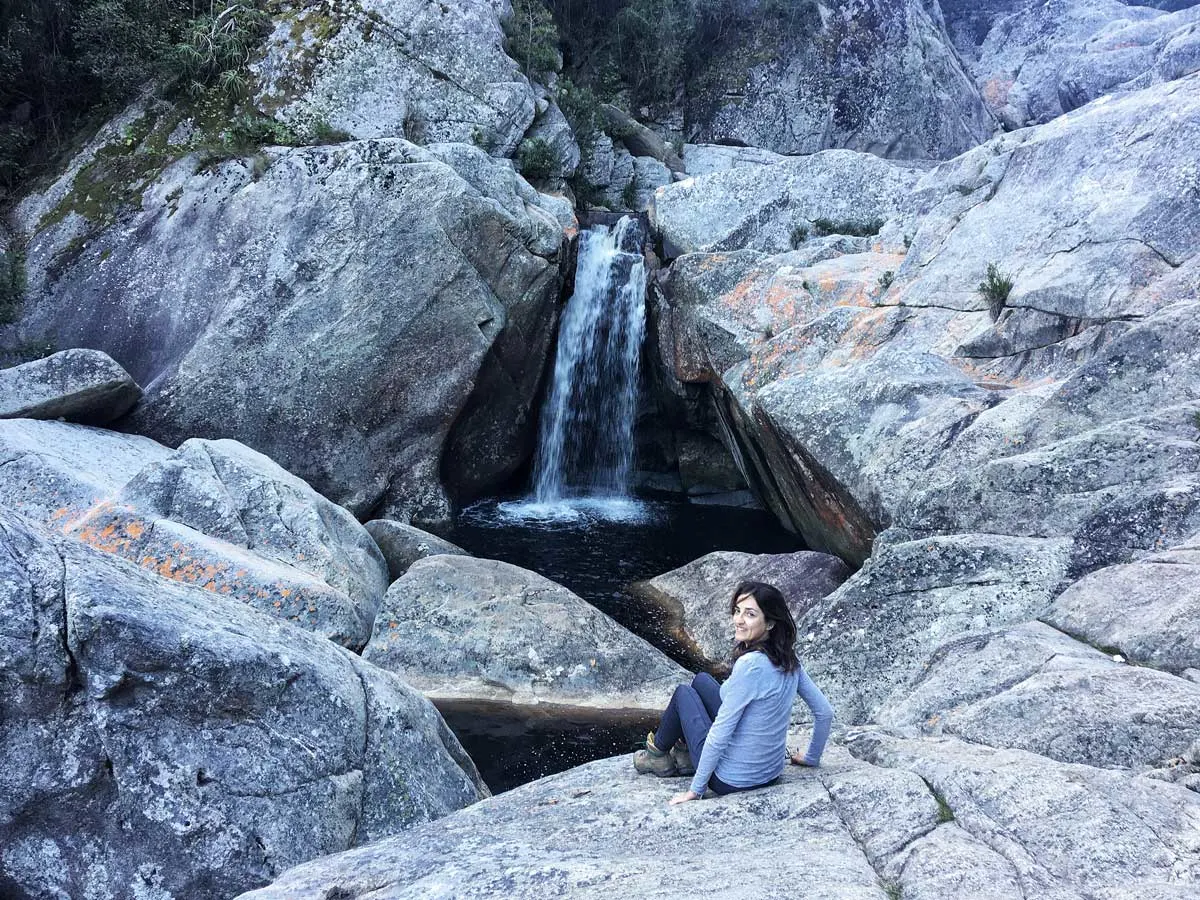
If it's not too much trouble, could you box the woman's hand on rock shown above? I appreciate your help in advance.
[789,751,815,767]
[669,790,700,805]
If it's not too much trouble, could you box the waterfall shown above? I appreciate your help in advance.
[528,216,647,511]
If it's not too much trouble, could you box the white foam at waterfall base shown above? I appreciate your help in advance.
[492,496,654,525]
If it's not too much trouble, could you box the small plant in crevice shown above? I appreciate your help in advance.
[877,270,894,291]
[903,233,912,249]
[0,250,27,325]
[811,216,884,238]
[311,119,352,144]
[977,262,1014,321]
[621,178,638,210]
[1191,410,1200,438]
[790,224,808,248]
[517,137,557,183]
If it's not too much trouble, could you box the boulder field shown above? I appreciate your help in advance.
[4,0,1200,896]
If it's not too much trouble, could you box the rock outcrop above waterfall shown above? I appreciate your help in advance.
[0,348,142,423]
[680,0,996,160]
[631,550,850,669]
[654,71,1200,739]
[939,0,1200,128]
[0,419,389,649]
[650,150,924,256]
[362,555,689,713]
[364,518,469,583]
[15,134,571,524]
[0,507,485,900]
[239,729,1200,899]
[250,0,535,154]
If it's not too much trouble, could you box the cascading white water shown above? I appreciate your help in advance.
[510,216,647,518]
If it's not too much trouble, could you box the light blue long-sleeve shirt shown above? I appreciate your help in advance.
[689,651,834,795]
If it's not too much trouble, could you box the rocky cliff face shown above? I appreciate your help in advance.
[940,0,1200,128]
[6,1,1200,897]
[15,134,570,524]
[682,0,997,159]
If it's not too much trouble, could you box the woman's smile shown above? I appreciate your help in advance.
[732,594,770,643]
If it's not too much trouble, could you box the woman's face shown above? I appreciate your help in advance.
[732,594,771,644]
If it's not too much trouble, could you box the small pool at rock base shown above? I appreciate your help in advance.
[439,496,804,793]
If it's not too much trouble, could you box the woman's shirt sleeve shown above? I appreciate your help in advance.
[796,664,834,765]
[689,656,761,795]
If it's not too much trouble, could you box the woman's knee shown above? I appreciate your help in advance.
[691,672,719,691]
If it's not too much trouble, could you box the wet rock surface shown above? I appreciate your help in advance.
[0,348,142,423]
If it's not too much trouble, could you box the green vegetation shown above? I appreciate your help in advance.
[504,0,561,77]
[790,224,808,248]
[1,0,277,192]
[811,216,884,238]
[877,270,894,291]
[621,177,638,209]
[1192,410,1200,437]
[517,137,557,182]
[0,249,26,324]
[978,262,1014,320]
[548,0,820,110]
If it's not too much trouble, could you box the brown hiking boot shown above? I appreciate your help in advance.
[633,732,677,776]
[671,743,695,776]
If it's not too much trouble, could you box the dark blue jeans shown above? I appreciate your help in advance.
[652,673,768,796]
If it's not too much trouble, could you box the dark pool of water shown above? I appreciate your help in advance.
[439,495,804,792]
[437,700,658,795]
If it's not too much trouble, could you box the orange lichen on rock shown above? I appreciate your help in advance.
[982,76,1014,108]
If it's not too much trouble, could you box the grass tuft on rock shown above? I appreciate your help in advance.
[978,262,1014,320]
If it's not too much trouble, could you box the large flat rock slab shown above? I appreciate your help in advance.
[0,509,484,900]
[1046,532,1200,674]
[0,348,141,423]
[630,549,850,669]
[362,555,689,713]
[240,731,1200,899]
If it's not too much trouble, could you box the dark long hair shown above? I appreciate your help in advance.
[729,581,800,673]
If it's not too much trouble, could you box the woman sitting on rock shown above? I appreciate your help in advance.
[634,580,833,804]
